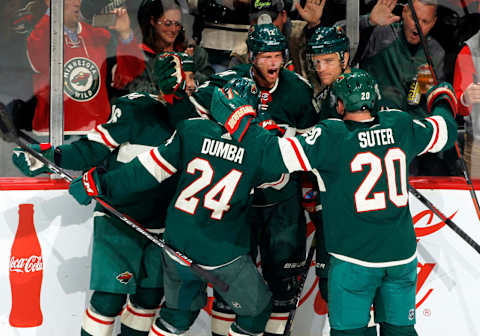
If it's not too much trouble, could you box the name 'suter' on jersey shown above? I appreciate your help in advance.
[211,75,458,266]
[99,116,284,266]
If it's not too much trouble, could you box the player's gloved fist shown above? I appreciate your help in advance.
[426,82,458,117]
[210,86,256,142]
[69,167,103,205]
[154,53,186,104]
[12,143,54,177]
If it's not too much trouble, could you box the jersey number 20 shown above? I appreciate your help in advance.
[351,148,408,213]
[175,158,243,220]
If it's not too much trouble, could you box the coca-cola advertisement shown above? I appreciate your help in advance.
[9,203,44,327]
[0,184,94,335]
[0,179,479,335]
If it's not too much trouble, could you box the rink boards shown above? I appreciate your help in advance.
[0,177,479,336]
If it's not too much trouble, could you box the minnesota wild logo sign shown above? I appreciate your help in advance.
[64,57,100,102]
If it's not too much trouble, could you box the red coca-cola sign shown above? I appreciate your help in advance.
[9,203,44,328]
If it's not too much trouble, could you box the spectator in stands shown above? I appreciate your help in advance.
[358,0,443,118]
[27,0,144,135]
[357,0,457,176]
[454,28,480,178]
[289,0,399,97]
[188,0,251,72]
[0,0,47,132]
[127,0,212,94]
[229,0,307,71]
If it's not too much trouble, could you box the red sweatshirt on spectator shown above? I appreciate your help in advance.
[27,14,145,134]
[454,44,476,117]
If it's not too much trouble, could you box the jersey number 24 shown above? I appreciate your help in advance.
[175,158,243,220]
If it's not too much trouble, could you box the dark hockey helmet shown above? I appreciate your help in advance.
[222,77,260,108]
[246,23,288,59]
[307,26,350,69]
[331,69,378,113]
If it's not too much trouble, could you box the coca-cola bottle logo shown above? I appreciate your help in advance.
[9,255,43,273]
[9,203,44,328]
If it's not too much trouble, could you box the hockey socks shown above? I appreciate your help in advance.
[264,312,289,336]
[81,291,126,336]
[228,323,263,336]
[120,298,157,336]
[148,318,186,336]
[211,298,236,336]
[81,306,116,336]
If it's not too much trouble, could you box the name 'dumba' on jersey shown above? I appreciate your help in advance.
[201,138,245,164]
[358,128,395,148]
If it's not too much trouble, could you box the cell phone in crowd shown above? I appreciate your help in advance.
[92,14,117,27]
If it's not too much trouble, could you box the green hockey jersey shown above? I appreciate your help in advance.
[167,64,318,205]
[99,118,284,266]
[226,104,457,265]
[57,92,177,228]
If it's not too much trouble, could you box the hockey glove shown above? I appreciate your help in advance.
[12,143,55,177]
[210,87,256,142]
[426,82,458,117]
[154,53,186,104]
[69,167,103,205]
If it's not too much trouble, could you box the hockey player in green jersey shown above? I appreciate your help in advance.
[10,52,192,336]
[307,25,352,119]
[66,78,290,336]
[210,70,458,336]
[303,25,354,303]
[155,22,318,336]
[304,29,384,336]
[304,29,382,330]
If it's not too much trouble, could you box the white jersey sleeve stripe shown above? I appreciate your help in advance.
[189,96,210,117]
[278,137,312,172]
[286,137,312,171]
[278,138,304,172]
[419,116,448,155]
[138,148,177,183]
[87,125,119,150]
[257,173,290,190]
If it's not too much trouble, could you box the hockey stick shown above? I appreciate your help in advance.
[406,0,480,222]
[1,113,230,292]
[409,186,480,254]
[283,237,316,336]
